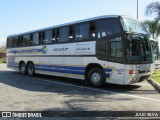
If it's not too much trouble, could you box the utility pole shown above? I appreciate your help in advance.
[137,0,138,19]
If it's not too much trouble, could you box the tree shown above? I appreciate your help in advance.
[0,46,6,53]
[143,20,160,39]
[145,1,160,20]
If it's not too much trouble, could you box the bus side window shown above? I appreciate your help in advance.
[107,20,121,35]
[31,32,39,46]
[97,19,121,39]
[59,27,69,43]
[22,34,30,47]
[56,28,60,43]
[90,21,96,39]
[52,29,56,44]
[7,37,12,48]
[39,31,45,45]
[44,29,52,45]
[97,20,108,39]
[18,36,22,47]
[110,37,123,58]
[75,23,89,41]
[69,26,74,42]
[30,34,33,46]
[12,37,18,48]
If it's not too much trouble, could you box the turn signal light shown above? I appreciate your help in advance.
[129,70,139,74]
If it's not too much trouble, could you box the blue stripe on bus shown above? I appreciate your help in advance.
[35,68,84,75]
[106,74,110,78]
[35,64,85,71]
[7,62,112,79]
[35,64,112,79]
[104,68,112,72]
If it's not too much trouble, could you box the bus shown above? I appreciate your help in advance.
[150,39,160,69]
[6,15,153,87]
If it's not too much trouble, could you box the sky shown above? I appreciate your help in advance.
[0,0,157,46]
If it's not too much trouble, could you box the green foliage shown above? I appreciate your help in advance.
[0,57,6,63]
[0,46,6,53]
[145,1,160,20]
[151,70,160,84]
[143,20,160,39]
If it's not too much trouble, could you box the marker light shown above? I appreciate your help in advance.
[129,70,139,74]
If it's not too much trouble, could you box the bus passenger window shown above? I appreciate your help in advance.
[97,19,121,39]
[7,38,12,48]
[44,30,52,44]
[97,20,108,38]
[59,27,69,43]
[12,37,18,47]
[56,28,60,42]
[107,20,121,35]
[69,26,74,41]
[75,23,89,41]
[31,32,39,46]
[39,31,45,45]
[90,22,96,38]
[52,29,56,43]
[18,36,22,47]
[22,34,30,47]
[30,34,33,45]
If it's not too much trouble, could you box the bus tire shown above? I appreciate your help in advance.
[88,68,105,87]
[27,63,35,76]
[19,62,27,75]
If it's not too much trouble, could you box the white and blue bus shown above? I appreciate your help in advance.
[6,15,153,87]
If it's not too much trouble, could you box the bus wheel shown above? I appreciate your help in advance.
[27,63,35,76]
[20,63,26,75]
[88,68,105,87]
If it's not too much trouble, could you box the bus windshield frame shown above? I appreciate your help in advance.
[121,17,148,34]
[121,17,153,64]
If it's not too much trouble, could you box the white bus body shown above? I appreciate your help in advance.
[6,15,153,86]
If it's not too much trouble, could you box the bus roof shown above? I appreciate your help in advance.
[8,15,132,38]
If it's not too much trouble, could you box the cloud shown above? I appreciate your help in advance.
[0,38,6,46]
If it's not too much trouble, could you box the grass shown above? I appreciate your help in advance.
[151,70,160,85]
[0,57,6,63]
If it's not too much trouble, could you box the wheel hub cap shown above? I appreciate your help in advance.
[91,72,101,83]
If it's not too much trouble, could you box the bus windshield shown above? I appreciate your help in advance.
[122,18,148,34]
[126,34,153,64]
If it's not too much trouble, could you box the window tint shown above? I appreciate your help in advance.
[39,31,45,45]
[96,40,108,60]
[69,26,74,41]
[18,36,22,47]
[56,28,60,42]
[59,27,69,43]
[97,20,108,38]
[75,23,89,41]
[7,38,12,48]
[31,32,39,46]
[44,30,52,44]
[90,22,96,38]
[52,29,56,43]
[97,19,121,39]
[107,20,121,34]
[12,37,18,47]
[22,34,30,47]
[110,37,123,57]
